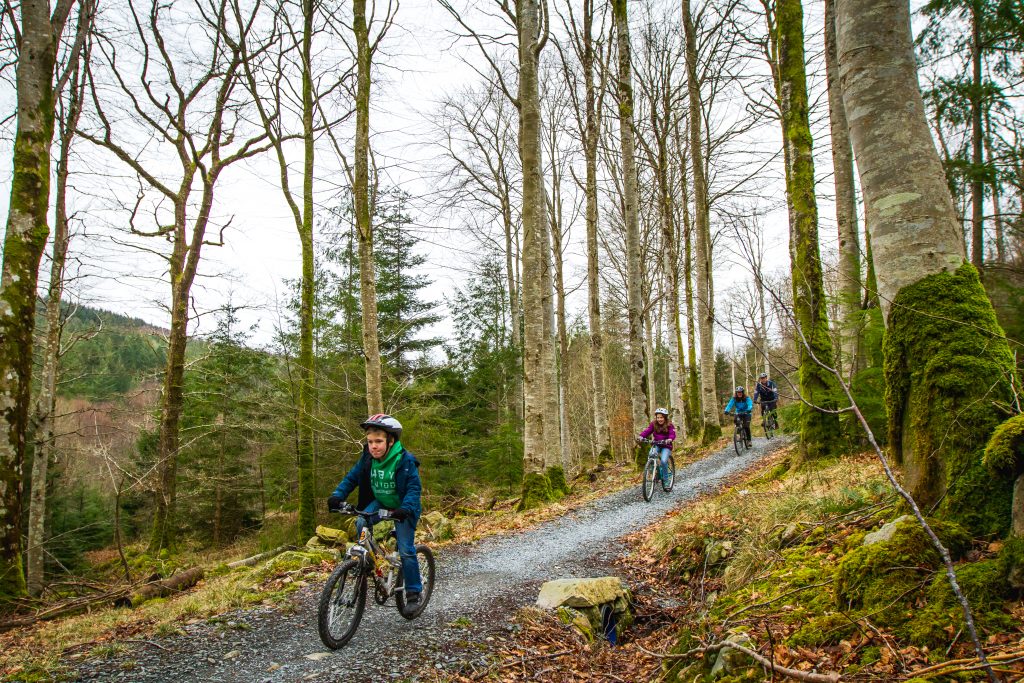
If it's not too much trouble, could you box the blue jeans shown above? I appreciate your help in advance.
[654,446,671,481]
[356,500,422,594]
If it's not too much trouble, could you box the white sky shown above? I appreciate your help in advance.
[0,0,849,355]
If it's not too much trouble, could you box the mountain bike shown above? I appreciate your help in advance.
[727,412,753,455]
[638,438,675,502]
[760,404,779,440]
[317,506,435,649]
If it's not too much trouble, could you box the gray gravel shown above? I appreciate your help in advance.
[68,436,786,683]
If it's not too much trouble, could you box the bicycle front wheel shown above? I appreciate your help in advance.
[662,456,675,492]
[764,413,775,440]
[642,458,657,501]
[317,559,367,649]
[733,425,742,455]
[395,545,436,620]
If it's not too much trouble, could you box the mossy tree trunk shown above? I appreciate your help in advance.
[837,0,1017,535]
[824,0,863,384]
[0,0,82,601]
[354,0,383,416]
[515,0,551,510]
[27,42,89,596]
[296,0,317,541]
[612,0,649,435]
[777,0,841,462]
[683,0,720,443]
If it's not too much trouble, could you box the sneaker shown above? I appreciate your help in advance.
[405,590,421,610]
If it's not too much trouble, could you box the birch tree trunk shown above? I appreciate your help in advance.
[517,0,552,510]
[837,0,1015,535]
[778,0,840,462]
[824,0,863,383]
[27,53,87,596]
[543,187,568,493]
[683,0,720,442]
[354,0,383,415]
[611,0,649,435]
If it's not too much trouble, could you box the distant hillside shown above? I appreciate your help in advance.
[36,300,172,401]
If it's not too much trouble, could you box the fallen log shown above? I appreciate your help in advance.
[116,567,205,608]
[226,544,295,569]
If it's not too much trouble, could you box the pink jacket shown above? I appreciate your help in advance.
[639,421,676,449]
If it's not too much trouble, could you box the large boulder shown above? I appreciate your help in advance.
[537,577,632,643]
[317,521,355,546]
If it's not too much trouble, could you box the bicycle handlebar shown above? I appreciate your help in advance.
[329,506,396,521]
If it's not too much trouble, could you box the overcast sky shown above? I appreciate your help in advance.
[0,0,846,355]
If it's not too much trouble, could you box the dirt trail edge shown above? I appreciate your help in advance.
[73,437,787,683]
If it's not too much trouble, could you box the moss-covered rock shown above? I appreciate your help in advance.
[251,549,334,581]
[518,471,553,511]
[787,613,856,647]
[1000,535,1024,591]
[835,516,970,613]
[907,558,1013,646]
[885,264,1016,536]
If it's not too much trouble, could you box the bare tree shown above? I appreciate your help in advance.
[80,0,273,552]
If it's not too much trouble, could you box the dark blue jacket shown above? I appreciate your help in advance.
[332,446,422,522]
[753,380,778,403]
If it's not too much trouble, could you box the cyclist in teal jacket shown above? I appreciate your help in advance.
[724,386,754,447]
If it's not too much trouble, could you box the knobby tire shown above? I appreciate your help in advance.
[317,559,367,649]
[662,455,675,492]
[395,545,436,620]
[642,458,657,502]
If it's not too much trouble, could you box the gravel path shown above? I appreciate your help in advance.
[72,436,786,683]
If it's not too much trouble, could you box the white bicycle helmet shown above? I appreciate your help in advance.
[654,407,669,416]
[360,413,403,439]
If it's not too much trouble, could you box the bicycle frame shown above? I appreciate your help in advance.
[335,510,402,599]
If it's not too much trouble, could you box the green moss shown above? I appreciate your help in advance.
[597,447,613,464]
[545,465,569,499]
[0,554,27,606]
[518,471,552,511]
[788,613,856,647]
[885,264,1016,536]
[983,414,1024,476]
[907,559,1012,646]
[251,549,333,581]
[835,517,970,614]
[701,423,722,445]
[849,366,888,446]
[999,535,1024,590]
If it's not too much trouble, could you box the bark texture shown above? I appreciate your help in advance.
[683,0,720,442]
[354,0,383,415]
[612,0,648,434]
[296,0,316,540]
[837,0,1016,535]
[824,0,863,383]
[777,0,840,462]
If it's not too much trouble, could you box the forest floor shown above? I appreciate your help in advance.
[20,435,785,683]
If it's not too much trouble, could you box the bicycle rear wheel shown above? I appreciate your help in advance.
[395,545,436,620]
[642,458,657,501]
[317,559,367,649]
[661,456,675,492]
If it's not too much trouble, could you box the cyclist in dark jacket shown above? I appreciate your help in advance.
[753,373,779,416]
[328,414,423,612]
